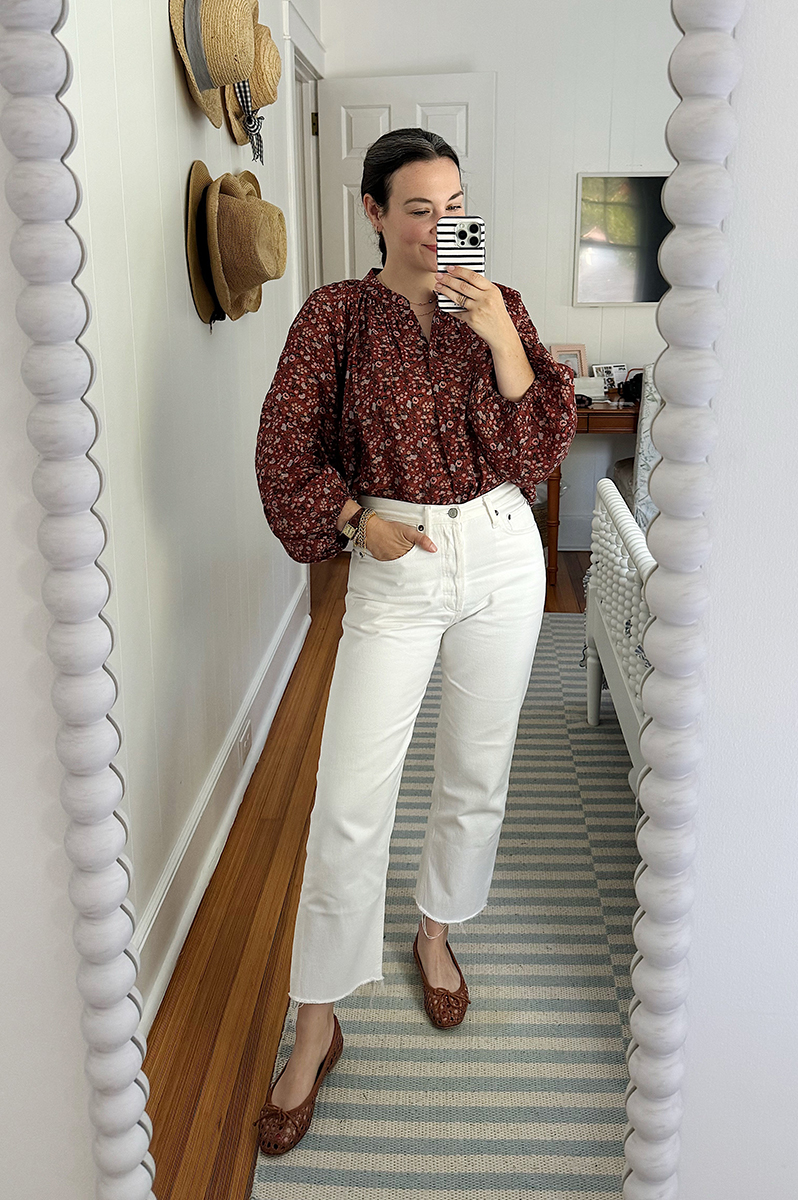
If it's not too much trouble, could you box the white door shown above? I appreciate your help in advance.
[317,72,496,284]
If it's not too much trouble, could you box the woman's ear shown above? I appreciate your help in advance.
[363,194,382,232]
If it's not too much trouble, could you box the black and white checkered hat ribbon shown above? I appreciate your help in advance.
[233,80,264,164]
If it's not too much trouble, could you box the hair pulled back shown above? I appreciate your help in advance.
[360,127,461,266]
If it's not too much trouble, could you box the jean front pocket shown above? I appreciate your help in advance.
[355,540,420,565]
[495,496,537,536]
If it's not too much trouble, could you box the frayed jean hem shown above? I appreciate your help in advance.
[414,897,489,932]
[288,974,386,1010]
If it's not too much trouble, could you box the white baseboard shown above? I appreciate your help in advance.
[134,579,311,1036]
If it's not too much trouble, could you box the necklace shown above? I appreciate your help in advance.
[377,271,435,308]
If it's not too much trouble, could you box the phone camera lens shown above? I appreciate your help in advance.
[457,230,467,240]
[468,235,479,246]
[469,223,479,234]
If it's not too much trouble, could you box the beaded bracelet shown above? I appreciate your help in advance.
[354,508,376,550]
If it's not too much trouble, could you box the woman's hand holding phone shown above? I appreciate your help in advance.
[434,213,509,343]
[434,264,517,351]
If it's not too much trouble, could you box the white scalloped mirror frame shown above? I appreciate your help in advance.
[0,1,746,1196]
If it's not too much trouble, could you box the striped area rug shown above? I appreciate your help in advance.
[252,613,639,1199]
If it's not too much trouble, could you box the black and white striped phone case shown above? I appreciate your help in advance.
[435,216,486,311]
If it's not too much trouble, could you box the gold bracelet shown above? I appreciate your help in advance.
[354,508,376,549]
[355,509,374,549]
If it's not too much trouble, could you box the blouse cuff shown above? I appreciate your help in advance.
[272,467,355,563]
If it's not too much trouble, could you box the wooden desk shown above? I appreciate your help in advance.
[546,400,639,588]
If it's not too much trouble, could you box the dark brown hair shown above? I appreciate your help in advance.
[360,127,461,266]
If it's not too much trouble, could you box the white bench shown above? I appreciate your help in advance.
[585,477,656,791]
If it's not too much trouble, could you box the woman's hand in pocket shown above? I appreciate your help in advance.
[365,516,437,561]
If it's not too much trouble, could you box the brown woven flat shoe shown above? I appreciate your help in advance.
[412,932,470,1029]
[255,1014,343,1155]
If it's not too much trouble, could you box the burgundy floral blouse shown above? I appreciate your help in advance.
[255,267,576,563]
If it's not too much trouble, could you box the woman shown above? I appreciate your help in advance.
[253,127,576,1154]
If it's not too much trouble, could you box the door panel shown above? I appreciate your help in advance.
[318,72,497,283]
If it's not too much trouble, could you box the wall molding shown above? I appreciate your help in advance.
[281,0,325,314]
[282,0,326,74]
[621,2,746,1197]
[135,581,310,1035]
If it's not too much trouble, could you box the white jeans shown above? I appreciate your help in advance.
[289,481,546,1004]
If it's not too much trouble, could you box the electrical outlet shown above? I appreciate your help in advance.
[238,720,252,768]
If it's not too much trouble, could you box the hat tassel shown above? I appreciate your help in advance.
[233,80,264,165]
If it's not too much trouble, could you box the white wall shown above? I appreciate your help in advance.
[677,2,798,1195]
[53,0,319,1017]
[320,0,677,546]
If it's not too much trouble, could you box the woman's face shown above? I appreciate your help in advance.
[364,157,465,276]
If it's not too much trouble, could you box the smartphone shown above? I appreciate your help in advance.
[436,216,486,311]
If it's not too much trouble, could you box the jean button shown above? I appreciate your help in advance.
[448,507,459,518]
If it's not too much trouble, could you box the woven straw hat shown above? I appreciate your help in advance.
[170,0,256,128]
[186,161,287,324]
[207,171,287,318]
[186,159,218,324]
[223,23,282,144]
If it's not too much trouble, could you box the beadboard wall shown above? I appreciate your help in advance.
[56,0,322,1020]
[320,0,677,546]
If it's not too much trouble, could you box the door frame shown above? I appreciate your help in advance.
[280,1,326,311]
[293,52,323,300]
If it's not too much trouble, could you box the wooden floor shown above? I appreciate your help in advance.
[143,550,590,1200]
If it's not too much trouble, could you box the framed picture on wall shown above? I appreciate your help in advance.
[550,343,588,378]
[573,173,673,305]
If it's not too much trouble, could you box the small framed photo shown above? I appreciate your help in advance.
[550,343,588,378]
[592,363,628,390]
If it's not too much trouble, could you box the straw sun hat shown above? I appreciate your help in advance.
[186,160,287,326]
[170,0,281,162]
[169,0,255,129]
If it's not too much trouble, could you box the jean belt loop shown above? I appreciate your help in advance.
[483,490,501,527]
